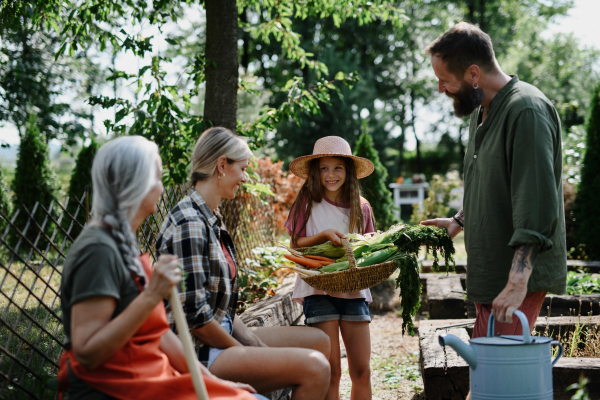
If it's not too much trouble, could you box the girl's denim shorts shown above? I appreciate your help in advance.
[303,295,371,324]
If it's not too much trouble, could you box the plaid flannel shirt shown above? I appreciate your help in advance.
[156,189,238,364]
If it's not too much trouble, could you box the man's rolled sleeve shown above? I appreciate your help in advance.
[508,108,559,252]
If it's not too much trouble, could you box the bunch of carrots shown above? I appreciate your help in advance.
[283,254,335,269]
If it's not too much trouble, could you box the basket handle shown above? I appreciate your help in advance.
[341,238,357,269]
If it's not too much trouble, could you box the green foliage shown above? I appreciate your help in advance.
[563,125,587,185]
[502,31,600,133]
[0,166,12,226]
[9,114,59,251]
[573,84,600,261]
[52,0,403,185]
[409,172,461,224]
[65,140,98,238]
[565,271,600,295]
[353,123,397,230]
[0,2,97,146]
[236,245,284,313]
[568,376,590,400]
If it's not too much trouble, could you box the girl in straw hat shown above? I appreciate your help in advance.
[285,136,376,400]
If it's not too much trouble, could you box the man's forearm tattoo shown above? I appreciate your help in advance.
[453,208,464,228]
[511,244,539,274]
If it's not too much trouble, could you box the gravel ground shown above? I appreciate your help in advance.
[338,311,426,400]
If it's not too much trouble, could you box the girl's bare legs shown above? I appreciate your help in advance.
[312,320,342,400]
[340,320,371,400]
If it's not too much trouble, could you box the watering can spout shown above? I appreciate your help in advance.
[439,334,478,369]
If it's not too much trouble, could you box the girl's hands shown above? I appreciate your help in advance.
[321,229,347,246]
[145,254,181,303]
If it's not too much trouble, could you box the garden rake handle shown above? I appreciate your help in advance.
[341,238,357,269]
[169,287,209,400]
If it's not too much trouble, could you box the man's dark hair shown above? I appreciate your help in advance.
[425,22,497,78]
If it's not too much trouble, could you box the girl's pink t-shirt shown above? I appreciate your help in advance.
[284,196,375,305]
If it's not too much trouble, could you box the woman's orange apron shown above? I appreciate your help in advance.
[58,254,255,400]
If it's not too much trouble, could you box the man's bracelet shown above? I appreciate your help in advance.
[452,215,464,229]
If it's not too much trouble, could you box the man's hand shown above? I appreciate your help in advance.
[420,218,462,239]
[491,244,539,323]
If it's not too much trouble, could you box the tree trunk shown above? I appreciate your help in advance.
[204,0,238,132]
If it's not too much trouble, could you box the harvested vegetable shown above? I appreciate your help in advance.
[304,255,336,262]
[284,254,322,269]
[292,223,456,335]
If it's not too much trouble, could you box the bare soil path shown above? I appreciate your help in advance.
[338,311,425,400]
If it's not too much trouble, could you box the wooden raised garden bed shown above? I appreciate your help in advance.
[418,318,600,400]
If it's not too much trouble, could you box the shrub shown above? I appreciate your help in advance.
[65,140,98,238]
[573,84,600,260]
[353,128,397,230]
[254,157,304,234]
[410,172,461,225]
[0,166,12,226]
[9,114,59,252]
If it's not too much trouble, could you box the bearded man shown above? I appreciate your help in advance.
[421,22,567,338]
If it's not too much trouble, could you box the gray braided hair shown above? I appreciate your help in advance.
[91,136,160,282]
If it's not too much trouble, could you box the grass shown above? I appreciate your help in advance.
[534,301,600,358]
[0,261,65,400]
[373,352,422,392]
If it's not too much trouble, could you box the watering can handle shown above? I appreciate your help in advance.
[487,310,532,344]
[551,340,564,366]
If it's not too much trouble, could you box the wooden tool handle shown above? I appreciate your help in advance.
[341,238,357,269]
[170,286,209,400]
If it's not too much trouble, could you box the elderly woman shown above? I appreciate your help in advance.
[59,136,262,400]
[157,128,331,400]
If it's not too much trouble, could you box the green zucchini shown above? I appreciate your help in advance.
[357,246,398,267]
[319,246,398,273]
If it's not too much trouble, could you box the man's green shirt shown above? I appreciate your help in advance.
[464,76,567,304]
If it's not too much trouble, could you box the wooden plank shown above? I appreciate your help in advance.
[239,276,300,400]
[553,358,600,399]
[419,327,470,400]
[421,260,467,274]
[421,259,600,272]
[421,274,467,319]
[542,294,600,317]
[419,316,600,341]
[420,324,600,400]
[240,276,302,328]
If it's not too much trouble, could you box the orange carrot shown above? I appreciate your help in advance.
[284,254,322,269]
[316,260,335,266]
[304,255,336,262]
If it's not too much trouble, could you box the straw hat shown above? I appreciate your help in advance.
[289,136,375,179]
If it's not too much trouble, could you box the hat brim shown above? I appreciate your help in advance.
[289,154,375,180]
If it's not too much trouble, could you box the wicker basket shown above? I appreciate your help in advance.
[299,238,399,293]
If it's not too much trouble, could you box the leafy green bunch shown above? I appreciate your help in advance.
[566,271,600,295]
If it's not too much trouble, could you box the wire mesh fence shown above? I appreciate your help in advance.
[1,185,277,399]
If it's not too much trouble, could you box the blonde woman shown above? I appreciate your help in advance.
[59,136,260,400]
[157,127,331,400]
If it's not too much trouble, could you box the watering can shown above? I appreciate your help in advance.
[439,310,563,400]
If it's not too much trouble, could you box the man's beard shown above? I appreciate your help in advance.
[446,81,486,118]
